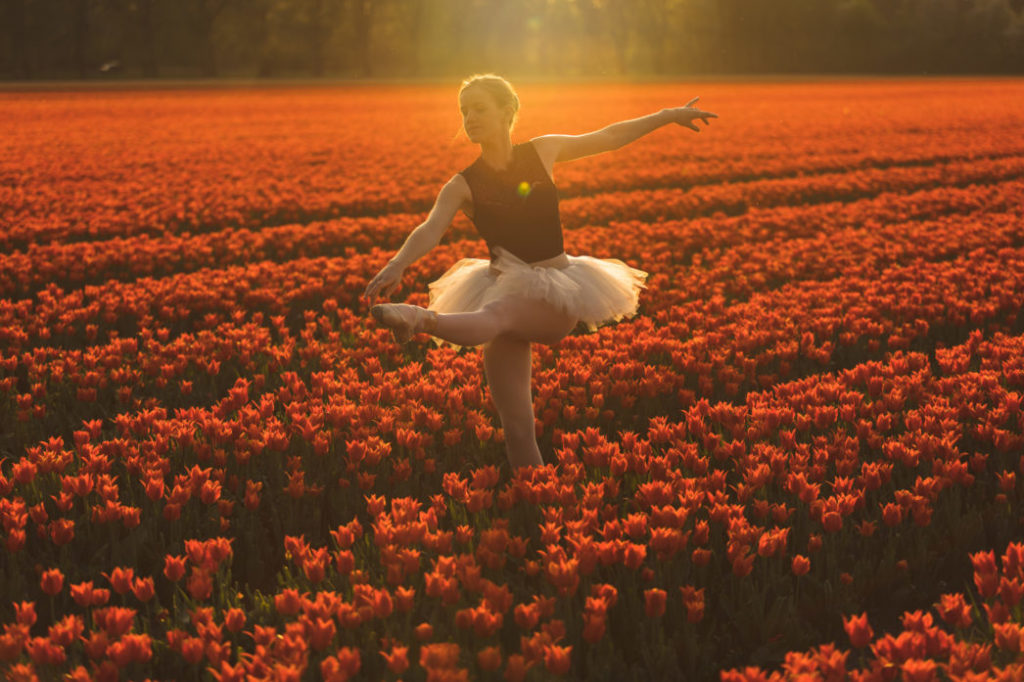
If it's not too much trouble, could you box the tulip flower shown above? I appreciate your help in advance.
[40,568,64,596]
[543,644,572,675]
[644,588,667,618]
[843,612,874,648]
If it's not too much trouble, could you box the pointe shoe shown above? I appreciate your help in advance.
[371,303,438,344]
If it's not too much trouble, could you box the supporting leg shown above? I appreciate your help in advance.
[483,333,543,470]
[374,294,578,471]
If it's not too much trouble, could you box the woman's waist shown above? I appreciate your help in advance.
[524,252,569,269]
[489,247,569,274]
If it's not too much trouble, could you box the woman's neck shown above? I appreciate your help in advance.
[478,136,514,172]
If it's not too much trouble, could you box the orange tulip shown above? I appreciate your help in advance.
[163,555,186,582]
[543,644,572,675]
[223,608,245,634]
[105,567,135,595]
[644,588,667,618]
[13,602,36,627]
[843,612,873,648]
[477,645,502,671]
[186,568,213,601]
[40,568,64,596]
[503,653,531,682]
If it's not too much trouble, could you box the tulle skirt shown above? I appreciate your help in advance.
[426,246,648,346]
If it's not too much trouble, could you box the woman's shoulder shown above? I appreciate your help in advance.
[443,173,473,208]
[446,172,472,196]
[522,137,557,184]
[442,173,474,219]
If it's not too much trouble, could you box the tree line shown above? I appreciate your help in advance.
[2,0,1022,80]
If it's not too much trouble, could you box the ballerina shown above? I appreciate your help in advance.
[363,74,716,470]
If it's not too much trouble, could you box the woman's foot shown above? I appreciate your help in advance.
[371,304,439,343]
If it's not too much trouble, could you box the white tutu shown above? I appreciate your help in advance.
[426,246,648,345]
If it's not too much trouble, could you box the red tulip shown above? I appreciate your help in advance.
[971,550,999,599]
[934,593,972,629]
[504,653,531,682]
[223,608,245,633]
[40,568,64,596]
[274,588,305,616]
[13,602,36,627]
[93,606,136,638]
[477,645,501,671]
[186,568,213,601]
[543,644,572,675]
[644,588,667,618]
[843,612,873,648]
[163,555,186,582]
[306,617,336,651]
[105,567,134,595]
[379,644,409,674]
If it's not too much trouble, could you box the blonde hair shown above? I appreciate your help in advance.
[459,73,520,132]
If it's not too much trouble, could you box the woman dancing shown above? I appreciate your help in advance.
[363,74,716,470]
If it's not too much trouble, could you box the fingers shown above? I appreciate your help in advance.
[675,101,717,130]
[363,274,401,308]
[363,279,380,307]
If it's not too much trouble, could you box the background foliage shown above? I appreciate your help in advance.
[2,0,1024,80]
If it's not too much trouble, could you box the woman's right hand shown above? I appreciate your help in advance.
[363,259,406,307]
[666,97,717,132]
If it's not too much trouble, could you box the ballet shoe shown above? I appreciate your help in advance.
[371,303,438,344]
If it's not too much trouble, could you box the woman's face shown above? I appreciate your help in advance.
[459,87,509,144]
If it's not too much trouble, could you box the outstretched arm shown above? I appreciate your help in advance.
[532,97,717,165]
[362,174,469,307]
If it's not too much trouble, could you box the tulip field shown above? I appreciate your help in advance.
[2,78,1024,680]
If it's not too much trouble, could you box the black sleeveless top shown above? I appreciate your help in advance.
[459,141,565,263]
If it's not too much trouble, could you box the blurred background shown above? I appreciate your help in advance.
[1,0,1023,80]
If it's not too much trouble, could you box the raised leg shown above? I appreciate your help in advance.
[483,333,542,470]
[433,295,578,347]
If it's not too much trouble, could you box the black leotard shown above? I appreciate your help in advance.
[458,140,566,264]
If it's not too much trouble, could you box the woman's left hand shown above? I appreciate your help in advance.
[363,259,406,307]
[666,97,717,131]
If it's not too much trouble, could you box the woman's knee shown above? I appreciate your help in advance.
[479,299,517,335]
[529,307,577,345]
[489,296,577,344]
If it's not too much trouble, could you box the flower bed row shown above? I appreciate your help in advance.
[3,163,1021,302]
[560,153,1024,230]
[3,204,1023,463]
[3,81,1022,251]
[3,164,1022,356]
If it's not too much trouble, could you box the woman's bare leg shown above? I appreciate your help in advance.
[433,295,577,347]
[483,333,543,469]
[441,296,576,469]
[379,294,576,469]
